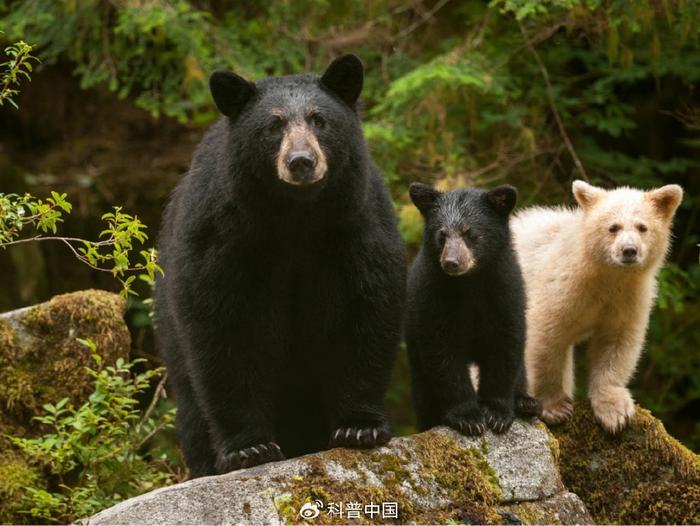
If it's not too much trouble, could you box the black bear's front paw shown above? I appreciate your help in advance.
[328,422,391,449]
[215,441,284,474]
[443,404,486,436]
[515,395,543,419]
[481,400,514,434]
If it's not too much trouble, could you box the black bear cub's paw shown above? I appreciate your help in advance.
[443,403,486,436]
[515,395,543,419]
[481,399,514,434]
[328,422,391,449]
[215,441,284,474]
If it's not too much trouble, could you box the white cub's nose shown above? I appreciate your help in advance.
[621,244,638,263]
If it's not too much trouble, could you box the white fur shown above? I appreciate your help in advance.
[512,181,683,432]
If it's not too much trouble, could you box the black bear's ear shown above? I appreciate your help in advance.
[209,70,257,119]
[486,185,517,216]
[409,182,441,216]
[321,54,363,110]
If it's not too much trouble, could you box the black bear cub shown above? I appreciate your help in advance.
[155,55,406,478]
[406,183,540,435]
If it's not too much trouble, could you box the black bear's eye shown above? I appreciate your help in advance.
[269,116,285,132]
[609,224,621,233]
[309,113,325,129]
[637,223,648,233]
[437,229,447,244]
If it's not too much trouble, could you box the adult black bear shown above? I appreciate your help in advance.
[155,55,406,477]
[405,183,541,436]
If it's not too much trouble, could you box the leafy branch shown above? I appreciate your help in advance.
[0,192,162,297]
[0,37,38,108]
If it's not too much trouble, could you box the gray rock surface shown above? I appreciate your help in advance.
[86,423,593,525]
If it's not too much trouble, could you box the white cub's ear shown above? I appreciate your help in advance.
[648,184,683,219]
[572,180,605,209]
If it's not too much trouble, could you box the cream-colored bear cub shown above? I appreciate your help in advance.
[511,180,683,433]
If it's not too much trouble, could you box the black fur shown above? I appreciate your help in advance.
[406,184,540,436]
[155,55,406,478]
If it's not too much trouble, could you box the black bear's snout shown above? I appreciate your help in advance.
[286,151,317,182]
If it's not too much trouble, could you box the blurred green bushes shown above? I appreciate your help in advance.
[1,0,698,448]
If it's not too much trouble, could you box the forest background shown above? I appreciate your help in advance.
[0,2,698,518]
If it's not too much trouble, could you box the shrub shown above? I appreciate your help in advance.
[7,341,178,523]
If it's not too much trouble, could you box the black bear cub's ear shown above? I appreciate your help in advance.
[486,185,517,216]
[321,54,364,110]
[210,70,257,119]
[409,182,441,217]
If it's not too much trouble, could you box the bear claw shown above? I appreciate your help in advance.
[329,424,390,449]
[540,396,574,425]
[590,387,635,434]
[444,410,486,436]
[481,402,514,434]
[515,395,543,419]
[484,413,513,434]
[215,441,284,474]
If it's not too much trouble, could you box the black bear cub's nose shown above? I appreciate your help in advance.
[442,258,460,273]
[622,245,638,260]
[287,151,316,181]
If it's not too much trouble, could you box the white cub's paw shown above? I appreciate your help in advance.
[590,387,635,434]
[539,395,574,425]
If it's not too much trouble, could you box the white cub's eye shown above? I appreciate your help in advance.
[637,223,648,233]
[609,224,621,233]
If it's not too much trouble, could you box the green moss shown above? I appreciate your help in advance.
[0,319,14,353]
[0,289,130,434]
[0,450,43,524]
[504,501,562,525]
[274,430,504,525]
[551,401,700,524]
[542,425,560,464]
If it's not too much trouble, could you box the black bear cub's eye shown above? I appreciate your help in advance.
[309,113,325,129]
[461,226,477,241]
[437,229,447,244]
[637,223,648,233]
[609,224,621,233]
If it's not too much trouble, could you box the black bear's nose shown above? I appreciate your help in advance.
[622,245,638,260]
[287,151,316,180]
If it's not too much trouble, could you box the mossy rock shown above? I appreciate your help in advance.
[551,401,700,524]
[87,423,587,525]
[503,491,592,525]
[0,289,130,435]
[0,289,130,524]
[274,431,504,525]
